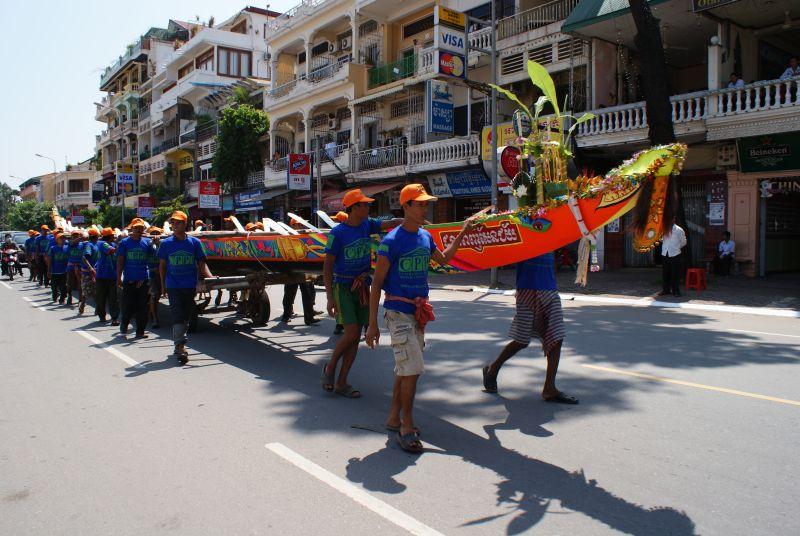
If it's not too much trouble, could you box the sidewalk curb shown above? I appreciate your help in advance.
[429,285,800,318]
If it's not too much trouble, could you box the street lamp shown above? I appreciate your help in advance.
[34,153,57,176]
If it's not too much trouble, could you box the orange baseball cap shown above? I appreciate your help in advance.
[148,227,163,235]
[41,224,50,231]
[128,218,146,228]
[169,211,188,222]
[399,183,437,205]
[194,219,204,226]
[333,211,348,223]
[342,188,375,208]
[70,230,83,237]
[87,228,100,237]
[245,223,256,231]
[27,230,36,236]
[101,227,115,237]
[254,222,265,230]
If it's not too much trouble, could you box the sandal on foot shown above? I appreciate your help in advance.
[396,432,423,454]
[321,364,334,392]
[482,366,498,393]
[334,385,361,398]
[386,424,420,436]
[543,392,579,405]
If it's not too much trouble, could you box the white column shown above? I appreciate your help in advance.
[349,104,360,150]
[270,58,278,89]
[304,115,312,153]
[305,37,313,78]
[350,14,359,63]
[708,37,723,90]
[269,130,276,159]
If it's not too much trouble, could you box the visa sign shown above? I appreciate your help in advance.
[436,25,465,54]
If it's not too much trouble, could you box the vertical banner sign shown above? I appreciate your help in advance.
[198,180,221,209]
[436,50,466,78]
[71,208,85,224]
[426,80,454,135]
[433,5,466,79]
[115,172,136,194]
[137,196,156,218]
[287,153,312,191]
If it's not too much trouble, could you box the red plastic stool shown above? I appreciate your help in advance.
[685,268,707,291]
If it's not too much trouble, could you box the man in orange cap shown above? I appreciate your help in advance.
[65,230,85,308]
[94,228,120,324]
[116,218,152,338]
[365,183,475,453]
[320,188,401,396]
[158,210,212,365]
[146,227,164,329]
[78,228,101,314]
[34,225,52,287]
[45,233,69,303]
[24,231,39,281]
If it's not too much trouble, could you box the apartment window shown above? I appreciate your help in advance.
[298,51,306,65]
[359,20,378,37]
[230,20,247,34]
[178,61,195,79]
[336,107,351,121]
[218,48,252,77]
[403,15,434,40]
[312,42,330,58]
[196,48,214,71]
[312,114,328,128]
[336,130,351,146]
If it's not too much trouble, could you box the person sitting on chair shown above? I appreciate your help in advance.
[716,231,735,276]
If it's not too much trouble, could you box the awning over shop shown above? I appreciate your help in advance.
[252,188,290,202]
[562,0,669,34]
[321,182,402,212]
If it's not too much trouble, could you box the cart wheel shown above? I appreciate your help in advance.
[250,292,270,327]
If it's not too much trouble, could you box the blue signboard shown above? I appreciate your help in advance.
[234,189,263,211]
[426,79,454,135]
[428,168,491,198]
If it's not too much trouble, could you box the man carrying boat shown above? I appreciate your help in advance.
[147,227,163,329]
[94,228,119,325]
[481,253,579,404]
[365,184,475,453]
[116,218,152,339]
[321,189,401,397]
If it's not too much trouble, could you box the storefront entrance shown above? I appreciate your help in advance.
[763,178,800,273]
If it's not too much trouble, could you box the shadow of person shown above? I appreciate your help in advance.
[483,395,558,442]
[345,438,417,494]
[125,356,178,377]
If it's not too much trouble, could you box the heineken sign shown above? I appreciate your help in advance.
[737,133,800,173]
[692,0,740,11]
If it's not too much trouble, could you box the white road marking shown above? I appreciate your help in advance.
[22,296,47,311]
[75,330,144,369]
[266,442,445,536]
[725,328,800,339]
[0,281,11,290]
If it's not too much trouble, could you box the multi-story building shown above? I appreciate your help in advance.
[139,7,277,220]
[95,21,192,205]
[559,0,800,275]
[18,177,43,202]
[54,159,96,218]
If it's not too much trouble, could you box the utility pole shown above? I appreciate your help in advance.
[315,135,323,227]
[489,0,499,288]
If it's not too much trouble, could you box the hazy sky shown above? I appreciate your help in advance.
[0,0,294,189]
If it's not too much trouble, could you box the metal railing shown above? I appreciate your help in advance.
[268,78,302,99]
[352,145,406,171]
[246,169,266,188]
[368,55,416,88]
[267,0,333,31]
[100,40,143,87]
[269,157,288,172]
[180,130,196,145]
[497,0,580,40]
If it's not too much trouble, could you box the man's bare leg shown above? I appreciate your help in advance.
[486,340,528,377]
[325,324,360,389]
[542,341,562,399]
[398,375,419,436]
[386,376,402,429]
[334,328,362,391]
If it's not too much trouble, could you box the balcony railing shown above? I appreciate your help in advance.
[368,55,417,88]
[139,106,150,120]
[352,145,407,171]
[269,78,302,99]
[577,77,800,139]
[267,0,333,32]
[269,157,288,172]
[407,135,479,169]
[497,0,580,41]
[139,150,151,161]
[100,40,144,87]
[308,57,347,84]
[246,169,266,188]
[180,130,196,145]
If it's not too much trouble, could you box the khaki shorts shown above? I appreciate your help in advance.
[385,309,425,377]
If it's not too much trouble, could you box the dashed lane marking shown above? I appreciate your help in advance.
[266,442,445,536]
[583,364,800,407]
[76,330,144,369]
[0,281,11,290]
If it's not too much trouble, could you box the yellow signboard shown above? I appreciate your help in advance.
[481,122,516,162]
[435,5,466,29]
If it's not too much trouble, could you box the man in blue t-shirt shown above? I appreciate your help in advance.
[320,188,402,397]
[481,253,578,405]
[158,211,212,365]
[24,230,38,281]
[35,225,52,287]
[46,233,69,303]
[365,183,474,453]
[93,228,119,325]
[146,227,163,329]
[78,229,101,315]
[116,218,152,339]
[65,230,85,307]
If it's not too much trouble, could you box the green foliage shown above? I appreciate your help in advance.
[151,196,188,227]
[8,201,55,231]
[1,182,20,229]
[212,104,269,187]
[228,86,253,107]
[80,207,101,225]
[83,199,136,229]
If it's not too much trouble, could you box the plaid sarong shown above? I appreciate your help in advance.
[508,289,565,354]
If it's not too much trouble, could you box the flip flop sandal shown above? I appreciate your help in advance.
[543,392,580,405]
[482,366,498,393]
[396,432,423,454]
[321,364,334,392]
[386,424,421,436]
[334,385,362,398]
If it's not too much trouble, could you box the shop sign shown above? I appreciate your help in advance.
[287,153,312,191]
[737,133,800,173]
[426,80,454,135]
[435,24,466,54]
[71,208,84,225]
[234,189,264,211]
[137,196,156,218]
[428,169,491,198]
[434,5,466,30]
[91,181,105,203]
[198,180,221,209]
[437,50,466,78]
[692,0,739,12]
[115,172,136,195]
[428,175,453,198]
[481,122,516,161]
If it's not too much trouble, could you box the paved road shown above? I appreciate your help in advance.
[1,277,798,535]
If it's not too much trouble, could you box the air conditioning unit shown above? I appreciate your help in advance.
[263,51,271,60]
[328,118,339,130]
[339,37,351,51]
[329,42,335,53]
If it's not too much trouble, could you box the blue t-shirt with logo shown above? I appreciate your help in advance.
[94,241,117,280]
[378,226,438,315]
[157,235,206,289]
[116,236,152,282]
[67,240,85,268]
[325,218,382,284]
[82,241,99,273]
[147,242,160,275]
[49,244,69,275]
[516,253,557,291]
[25,237,36,254]
[36,235,52,254]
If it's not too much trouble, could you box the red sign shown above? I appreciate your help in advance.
[288,154,312,190]
[440,220,522,253]
[438,51,465,78]
[137,196,155,218]
[499,146,521,188]
[199,181,221,196]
